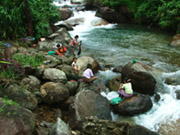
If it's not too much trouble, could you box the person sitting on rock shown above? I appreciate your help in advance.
[55,42,67,56]
[69,35,81,48]
[118,77,133,99]
[71,57,79,73]
[82,64,98,83]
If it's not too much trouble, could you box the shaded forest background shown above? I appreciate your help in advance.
[87,0,180,33]
[0,0,180,40]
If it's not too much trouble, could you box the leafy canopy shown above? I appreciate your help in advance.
[87,0,180,32]
[0,0,60,40]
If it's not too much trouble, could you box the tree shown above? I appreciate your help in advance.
[0,0,60,40]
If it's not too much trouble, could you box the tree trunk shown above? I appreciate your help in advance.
[22,0,33,36]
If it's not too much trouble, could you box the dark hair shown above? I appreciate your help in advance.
[73,57,77,61]
[87,64,92,69]
[123,77,131,83]
[74,35,79,38]
[57,44,60,47]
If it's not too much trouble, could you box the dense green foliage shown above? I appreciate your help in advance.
[13,53,45,67]
[0,98,19,114]
[87,0,180,32]
[0,47,25,80]
[0,0,60,40]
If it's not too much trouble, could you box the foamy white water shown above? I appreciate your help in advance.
[53,0,180,132]
[101,70,180,132]
[68,11,116,38]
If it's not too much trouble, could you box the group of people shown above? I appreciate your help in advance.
[55,34,133,100]
[55,35,80,57]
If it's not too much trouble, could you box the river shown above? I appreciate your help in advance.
[54,0,180,133]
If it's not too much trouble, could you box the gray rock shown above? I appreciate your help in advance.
[122,62,162,95]
[65,17,85,26]
[56,22,73,30]
[96,7,127,23]
[49,118,71,135]
[82,116,159,135]
[69,90,112,129]
[66,81,78,95]
[21,75,40,92]
[40,82,69,104]
[113,94,153,116]
[58,8,73,21]
[82,116,128,135]
[0,98,36,135]
[129,125,159,135]
[108,76,121,91]
[165,76,180,86]
[43,68,67,83]
[176,90,180,99]
[113,65,123,73]
[76,56,101,75]
[91,18,109,26]
[0,84,38,110]
[38,28,72,51]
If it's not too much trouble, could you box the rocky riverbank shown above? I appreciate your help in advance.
[0,26,163,135]
[1,0,179,134]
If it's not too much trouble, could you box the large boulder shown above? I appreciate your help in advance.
[82,116,159,135]
[170,34,180,47]
[0,84,38,110]
[96,7,127,23]
[58,8,73,20]
[43,68,67,83]
[57,64,80,81]
[71,0,85,4]
[69,90,112,129]
[165,74,180,86]
[113,94,153,116]
[55,22,73,30]
[20,75,40,92]
[0,98,36,135]
[40,82,69,104]
[82,116,128,135]
[64,17,85,26]
[176,90,180,99]
[108,76,122,91]
[76,56,101,75]
[122,62,161,95]
[158,118,180,135]
[38,28,72,51]
[91,18,109,26]
[129,125,159,135]
[66,81,78,95]
[49,118,71,135]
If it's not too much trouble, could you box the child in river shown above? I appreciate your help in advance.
[118,78,133,99]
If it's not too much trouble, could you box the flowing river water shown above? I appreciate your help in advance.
[54,0,180,133]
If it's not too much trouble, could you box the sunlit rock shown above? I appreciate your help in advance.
[40,82,69,104]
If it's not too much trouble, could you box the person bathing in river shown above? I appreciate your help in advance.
[118,77,133,99]
[82,64,98,83]
[69,35,81,48]
[55,42,67,56]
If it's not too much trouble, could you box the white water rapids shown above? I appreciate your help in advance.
[54,0,180,132]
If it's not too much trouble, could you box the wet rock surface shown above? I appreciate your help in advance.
[113,94,153,116]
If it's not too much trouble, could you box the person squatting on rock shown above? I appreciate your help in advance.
[82,64,98,83]
[118,77,133,99]
[55,42,67,56]
[69,35,81,48]
[71,57,79,73]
